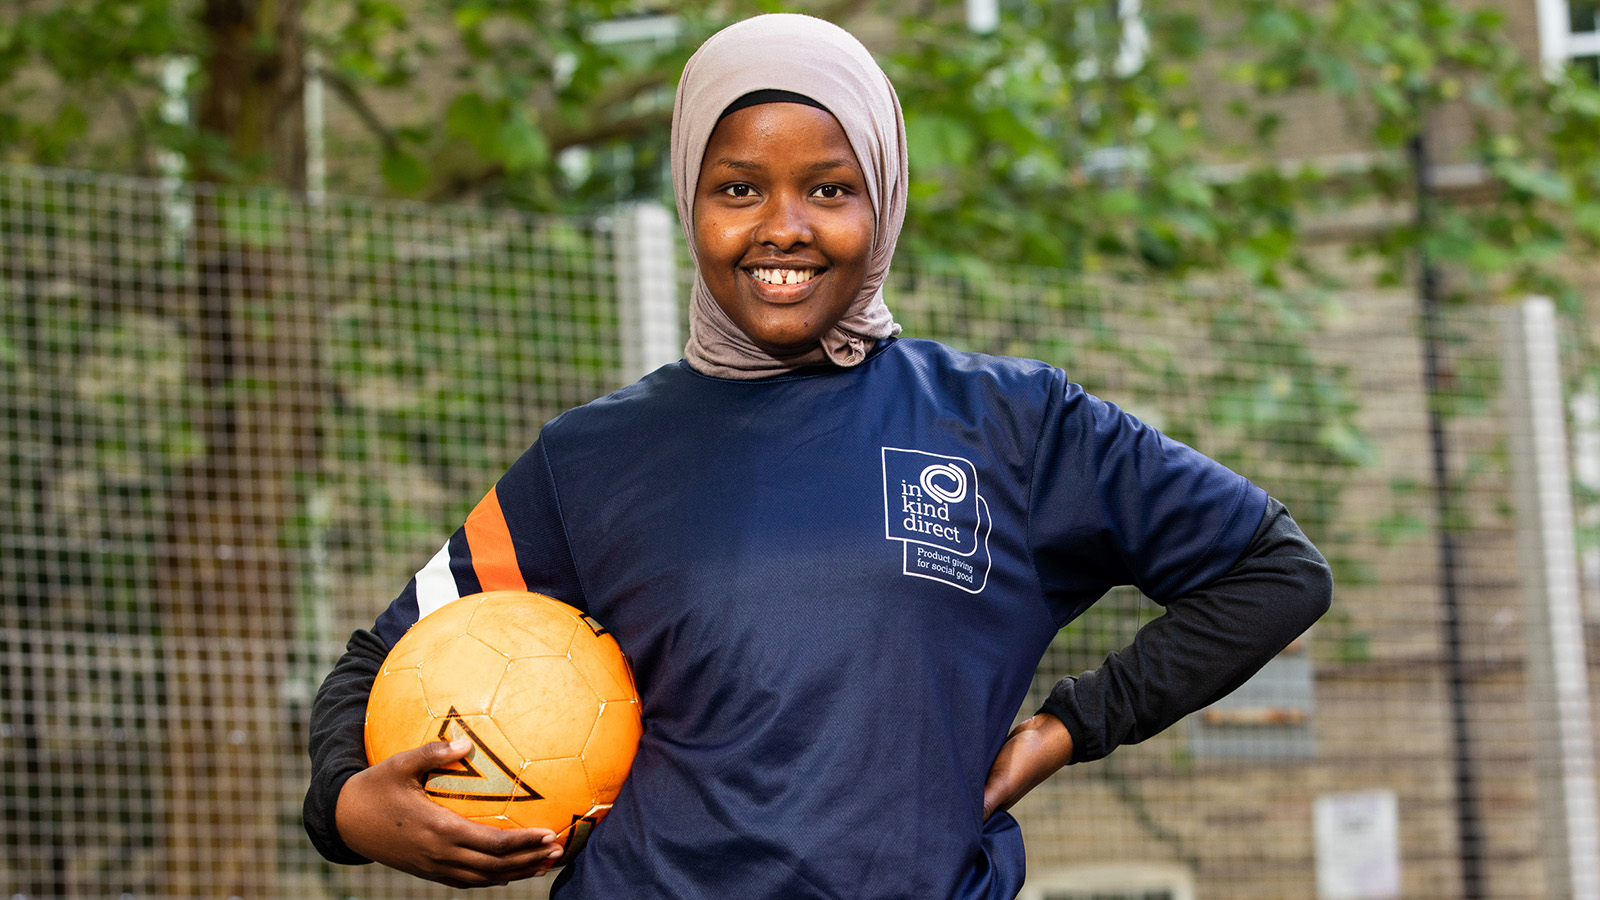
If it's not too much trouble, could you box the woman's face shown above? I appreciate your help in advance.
[693,103,876,356]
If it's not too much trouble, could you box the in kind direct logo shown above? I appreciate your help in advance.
[882,447,991,593]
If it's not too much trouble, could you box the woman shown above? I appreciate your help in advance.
[305,14,1331,898]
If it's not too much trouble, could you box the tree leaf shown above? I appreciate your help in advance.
[445,92,500,156]
[496,112,549,173]
[381,149,428,193]
[1494,159,1574,204]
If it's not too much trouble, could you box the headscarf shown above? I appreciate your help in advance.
[671,14,907,379]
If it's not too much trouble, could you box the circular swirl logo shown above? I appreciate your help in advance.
[919,463,968,505]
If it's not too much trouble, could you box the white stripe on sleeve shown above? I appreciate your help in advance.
[414,542,460,621]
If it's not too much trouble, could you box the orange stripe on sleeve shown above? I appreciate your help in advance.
[463,485,528,593]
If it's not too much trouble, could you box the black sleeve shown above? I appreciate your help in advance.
[304,433,588,863]
[1039,496,1332,763]
[303,628,388,865]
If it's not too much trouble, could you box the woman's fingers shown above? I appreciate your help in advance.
[336,739,568,886]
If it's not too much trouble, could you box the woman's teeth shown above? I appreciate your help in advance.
[750,267,818,285]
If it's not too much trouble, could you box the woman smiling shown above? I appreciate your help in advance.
[304,14,1331,899]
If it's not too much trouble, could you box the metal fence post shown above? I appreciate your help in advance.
[613,202,680,384]
[1504,294,1600,900]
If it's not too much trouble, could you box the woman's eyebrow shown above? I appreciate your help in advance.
[804,158,859,175]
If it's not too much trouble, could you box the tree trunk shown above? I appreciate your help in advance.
[195,0,308,190]
[159,2,315,895]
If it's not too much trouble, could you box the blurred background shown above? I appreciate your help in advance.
[5,1,1600,898]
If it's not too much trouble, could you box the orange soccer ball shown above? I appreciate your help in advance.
[364,590,642,852]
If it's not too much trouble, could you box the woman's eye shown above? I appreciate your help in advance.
[814,184,845,199]
[724,184,755,198]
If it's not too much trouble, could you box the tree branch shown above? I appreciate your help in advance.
[320,69,397,152]
[577,64,674,115]
[422,105,674,202]
[546,107,671,155]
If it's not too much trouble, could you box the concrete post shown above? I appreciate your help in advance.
[613,202,680,384]
[1505,295,1600,900]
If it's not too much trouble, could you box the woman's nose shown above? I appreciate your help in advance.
[755,192,812,250]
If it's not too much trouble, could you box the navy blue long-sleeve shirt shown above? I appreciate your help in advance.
[305,337,1330,898]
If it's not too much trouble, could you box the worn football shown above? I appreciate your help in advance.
[364,590,642,853]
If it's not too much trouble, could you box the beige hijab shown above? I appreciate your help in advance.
[672,14,906,379]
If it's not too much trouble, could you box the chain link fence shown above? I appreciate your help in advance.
[0,164,1589,899]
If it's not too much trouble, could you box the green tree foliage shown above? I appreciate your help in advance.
[1227,0,1600,310]
[887,2,1305,278]
[315,0,705,206]
[0,0,190,168]
[5,0,1600,293]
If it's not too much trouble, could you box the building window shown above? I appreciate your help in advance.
[967,0,1148,75]
[1538,0,1600,80]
